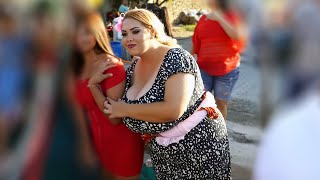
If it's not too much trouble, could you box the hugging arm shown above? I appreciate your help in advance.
[106,73,195,123]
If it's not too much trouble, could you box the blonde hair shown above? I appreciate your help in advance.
[124,9,179,47]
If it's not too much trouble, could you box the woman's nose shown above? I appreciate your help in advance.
[123,34,133,43]
[125,34,133,42]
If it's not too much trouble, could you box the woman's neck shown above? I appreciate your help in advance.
[81,50,98,79]
[83,50,96,65]
[140,43,163,62]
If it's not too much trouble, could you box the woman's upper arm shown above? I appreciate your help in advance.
[106,82,125,100]
[100,62,126,124]
[163,73,195,119]
[163,49,197,118]
[101,62,126,100]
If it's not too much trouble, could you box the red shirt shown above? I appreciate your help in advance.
[75,62,144,177]
[193,11,244,76]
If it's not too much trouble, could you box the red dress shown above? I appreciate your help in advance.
[75,62,144,177]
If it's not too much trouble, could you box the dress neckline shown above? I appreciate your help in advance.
[124,48,177,102]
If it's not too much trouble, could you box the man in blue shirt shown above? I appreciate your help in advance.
[118,0,129,13]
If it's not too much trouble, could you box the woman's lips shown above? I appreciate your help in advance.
[127,44,136,49]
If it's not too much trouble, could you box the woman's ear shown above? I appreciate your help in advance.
[149,28,156,39]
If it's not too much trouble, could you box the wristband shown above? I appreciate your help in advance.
[87,84,100,88]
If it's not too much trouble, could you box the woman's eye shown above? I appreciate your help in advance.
[122,33,127,37]
[132,30,140,34]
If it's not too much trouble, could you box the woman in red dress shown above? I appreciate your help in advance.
[67,11,144,180]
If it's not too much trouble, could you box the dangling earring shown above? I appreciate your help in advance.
[151,34,156,39]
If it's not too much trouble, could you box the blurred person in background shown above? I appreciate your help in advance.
[19,2,63,179]
[192,0,246,119]
[0,5,29,166]
[283,0,320,100]
[255,0,320,179]
[254,79,320,180]
[0,1,61,179]
[68,11,144,180]
[232,0,265,65]
[34,1,105,180]
[119,0,130,13]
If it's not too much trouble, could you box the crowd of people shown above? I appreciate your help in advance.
[0,0,319,179]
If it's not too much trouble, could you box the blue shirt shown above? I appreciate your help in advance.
[118,4,129,13]
[0,35,29,111]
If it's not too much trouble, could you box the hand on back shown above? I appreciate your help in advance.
[88,54,120,85]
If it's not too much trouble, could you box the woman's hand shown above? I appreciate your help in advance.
[103,97,127,119]
[88,60,116,85]
[206,10,241,40]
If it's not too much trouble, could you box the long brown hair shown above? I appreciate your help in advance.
[71,11,118,76]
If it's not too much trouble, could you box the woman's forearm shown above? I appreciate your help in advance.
[216,15,239,39]
[89,85,122,125]
[88,85,106,112]
[123,101,184,123]
[214,11,240,40]
[105,74,194,123]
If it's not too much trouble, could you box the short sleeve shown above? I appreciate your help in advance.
[101,62,126,91]
[165,48,198,78]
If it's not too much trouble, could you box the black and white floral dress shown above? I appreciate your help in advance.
[121,48,231,180]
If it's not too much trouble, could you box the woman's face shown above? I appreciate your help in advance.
[76,23,96,53]
[121,18,154,57]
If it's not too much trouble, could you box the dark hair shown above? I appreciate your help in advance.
[71,49,84,76]
[70,13,86,77]
[161,7,173,37]
[0,6,11,20]
[217,0,229,11]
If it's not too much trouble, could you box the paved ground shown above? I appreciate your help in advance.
[178,37,263,180]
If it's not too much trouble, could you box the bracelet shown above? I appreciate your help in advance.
[87,84,100,88]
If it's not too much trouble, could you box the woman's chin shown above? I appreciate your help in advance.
[127,49,140,57]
